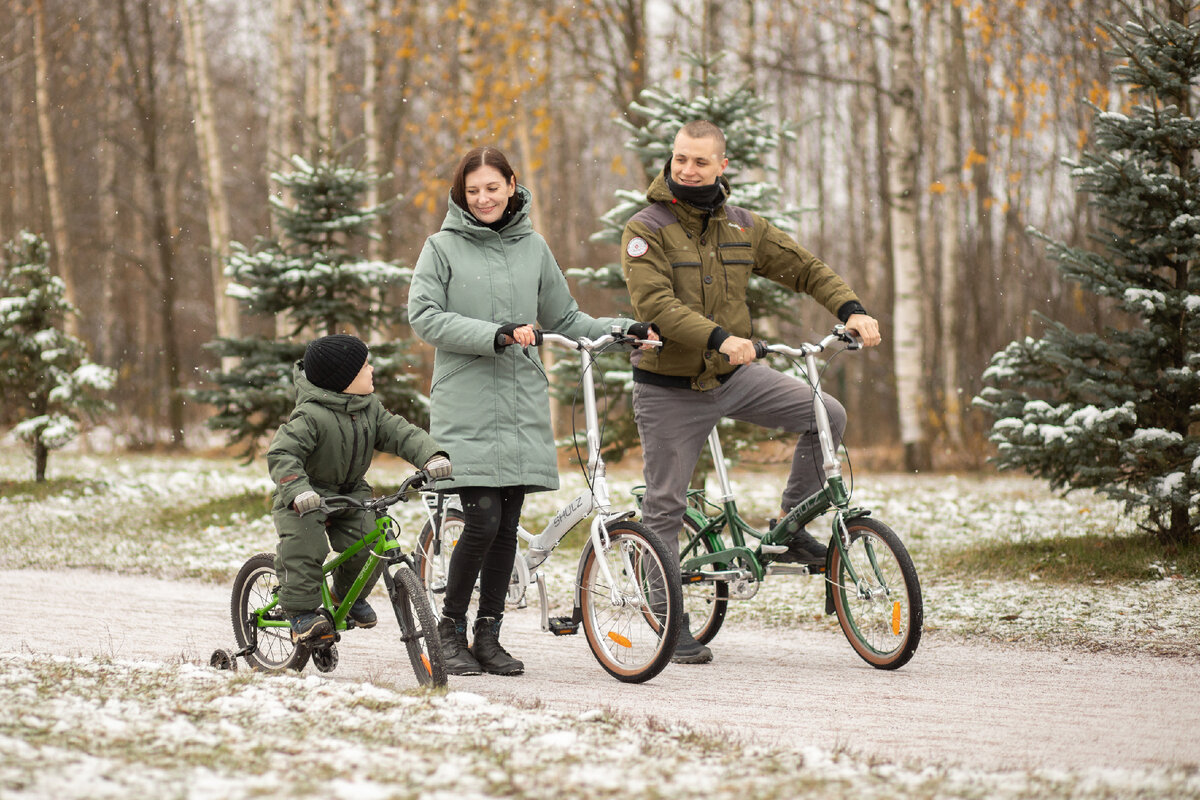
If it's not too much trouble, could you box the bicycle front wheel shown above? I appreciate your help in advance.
[829,517,922,670]
[415,508,465,617]
[231,553,309,672]
[679,515,728,645]
[384,564,447,687]
[579,521,682,683]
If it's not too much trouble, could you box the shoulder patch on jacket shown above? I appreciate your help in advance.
[626,237,649,258]
[629,202,677,233]
[726,205,754,231]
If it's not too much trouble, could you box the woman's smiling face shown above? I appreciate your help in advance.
[463,165,516,224]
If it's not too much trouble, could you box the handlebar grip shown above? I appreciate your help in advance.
[754,341,769,359]
[496,329,544,348]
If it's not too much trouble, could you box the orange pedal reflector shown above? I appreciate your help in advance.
[421,654,432,675]
[891,602,902,635]
[607,631,632,649]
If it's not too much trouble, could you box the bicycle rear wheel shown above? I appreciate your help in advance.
[384,563,447,687]
[679,515,728,645]
[829,517,922,670]
[578,521,682,683]
[231,553,309,672]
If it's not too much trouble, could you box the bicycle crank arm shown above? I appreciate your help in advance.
[681,568,753,583]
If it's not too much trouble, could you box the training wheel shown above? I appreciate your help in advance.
[312,644,339,673]
[210,648,238,671]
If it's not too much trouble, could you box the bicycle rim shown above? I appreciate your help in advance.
[830,518,922,670]
[387,565,447,687]
[416,510,465,618]
[231,553,308,672]
[579,522,681,683]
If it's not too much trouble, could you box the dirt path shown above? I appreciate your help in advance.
[8,568,1198,774]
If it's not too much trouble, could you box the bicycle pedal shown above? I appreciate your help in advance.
[806,563,826,575]
[548,616,579,636]
[760,544,789,554]
[682,571,705,584]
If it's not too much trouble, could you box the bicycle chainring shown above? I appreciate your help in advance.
[728,576,760,600]
[311,643,339,673]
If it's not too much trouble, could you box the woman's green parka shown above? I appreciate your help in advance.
[408,186,630,492]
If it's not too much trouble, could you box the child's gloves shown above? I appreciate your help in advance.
[424,455,452,480]
[293,490,321,514]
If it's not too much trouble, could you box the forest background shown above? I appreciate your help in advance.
[0,0,1136,471]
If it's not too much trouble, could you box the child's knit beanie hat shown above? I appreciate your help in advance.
[303,334,368,393]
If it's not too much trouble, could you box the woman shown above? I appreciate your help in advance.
[408,147,655,676]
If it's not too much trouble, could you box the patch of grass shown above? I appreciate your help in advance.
[0,477,107,501]
[937,532,1200,584]
[157,490,272,531]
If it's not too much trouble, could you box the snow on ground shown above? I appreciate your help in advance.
[2,446,1199,798]
[3,654,1198,800]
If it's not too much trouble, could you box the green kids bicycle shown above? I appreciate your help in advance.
[637,326,923,670]
[212,470,447,686]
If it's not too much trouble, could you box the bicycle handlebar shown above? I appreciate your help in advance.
[303,470,433,516]
[496,326,663,352]
[752,325,862,359]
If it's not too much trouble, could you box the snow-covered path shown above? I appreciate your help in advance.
[8,567,1197,775]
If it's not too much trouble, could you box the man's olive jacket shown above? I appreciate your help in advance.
[621,172,860,391]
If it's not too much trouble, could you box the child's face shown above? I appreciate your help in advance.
[343,360,374,395]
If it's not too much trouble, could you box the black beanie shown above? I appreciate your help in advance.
[303,334,368,393]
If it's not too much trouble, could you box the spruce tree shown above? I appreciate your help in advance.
[975,4,1200,547]
[0,231,115,481]
[195,153,425,458]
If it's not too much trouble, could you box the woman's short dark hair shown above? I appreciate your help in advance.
[450,147,519,215]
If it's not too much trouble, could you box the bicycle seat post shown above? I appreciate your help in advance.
[707,427,735,502]
[576,339,612,513]
[804,347,844,484]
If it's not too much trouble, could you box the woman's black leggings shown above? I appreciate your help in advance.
[441,485,526,621]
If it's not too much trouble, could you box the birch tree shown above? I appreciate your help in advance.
[934,1,966,447]
[32,0,79,337]
[887,0,929,471]
[179,0,239,366]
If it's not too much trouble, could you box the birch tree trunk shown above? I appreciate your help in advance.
[179,0,239,369]
[363,0,382,261]
[303,0,336,157]
[270,0,298,339]
[32,0,80,337]
[935,1,965,448]
[886,0,929,471]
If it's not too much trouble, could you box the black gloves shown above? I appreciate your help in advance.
[494,323,543,351]
[627,321,660,340]
[495,322,524,351]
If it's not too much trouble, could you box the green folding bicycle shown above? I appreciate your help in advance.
[635,326,924,670]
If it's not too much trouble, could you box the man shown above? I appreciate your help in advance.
[622,120,882,664]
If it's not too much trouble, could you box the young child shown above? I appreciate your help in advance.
[267,334,452,643]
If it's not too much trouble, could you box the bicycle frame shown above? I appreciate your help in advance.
[250,513,404,633]
[676,328,875,610]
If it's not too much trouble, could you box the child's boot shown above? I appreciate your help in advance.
[437,615,482,676]
[471,616,524,676]
[288,610,333,644]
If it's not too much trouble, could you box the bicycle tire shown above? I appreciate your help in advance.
[679,515,728,645]
[829,517,922,670]
[415,509,466,617]
[231,553,309,672]
[578,521,682,683]
[384,563,447,687]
